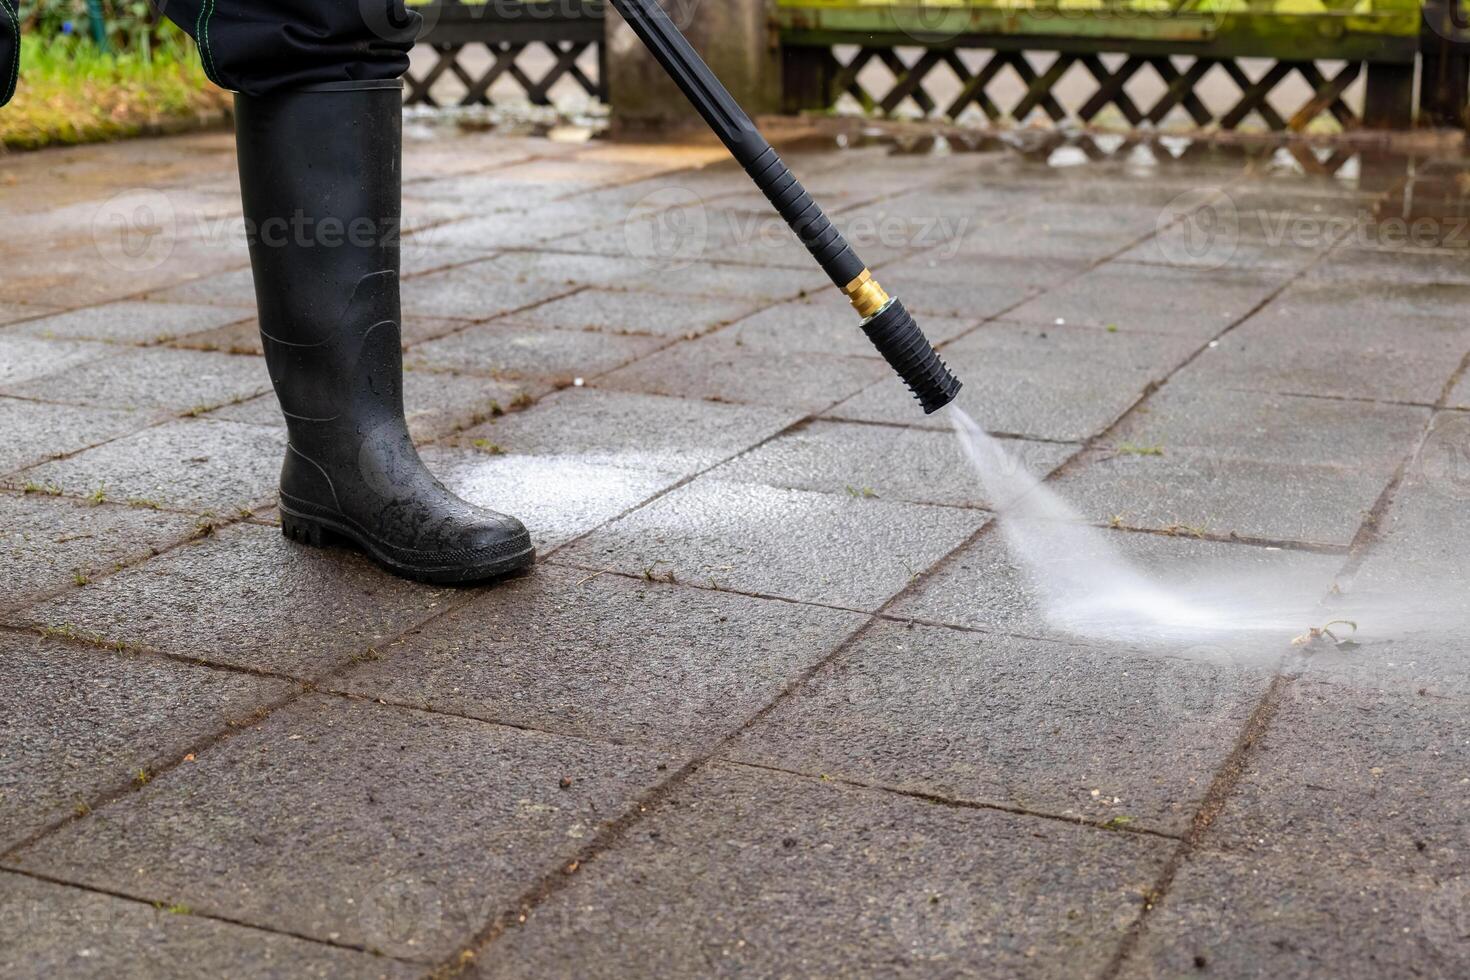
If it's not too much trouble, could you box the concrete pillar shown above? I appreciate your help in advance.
[607,0,780,134]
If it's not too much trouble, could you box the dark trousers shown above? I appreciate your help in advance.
[0,0,421,107]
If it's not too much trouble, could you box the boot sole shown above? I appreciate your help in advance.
[280,506,535,585]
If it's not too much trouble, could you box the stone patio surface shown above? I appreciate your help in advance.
[1,123,1468,978]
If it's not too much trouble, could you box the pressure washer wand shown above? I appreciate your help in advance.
[609,0,963,414]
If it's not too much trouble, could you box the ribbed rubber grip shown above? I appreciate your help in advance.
[861,299,963,415]
[746,147,864,286]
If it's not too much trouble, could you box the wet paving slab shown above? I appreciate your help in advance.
[2,123,1468,972]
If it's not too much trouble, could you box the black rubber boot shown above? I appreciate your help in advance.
[234,80,535,584]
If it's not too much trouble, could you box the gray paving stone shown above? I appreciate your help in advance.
[1051,449,1390,547]
[620,262,828,303]
[714,419,1074,508]
[331,565,864,751]
[559,477,986,610]
[405,321,665,383]
[1109,386,1430,473]
[728,621,1280,833]
[829,321,1196,440]
[1170,280,1470,403]
[0,634,291,849]
[0,302,58,326]
[144,266,259,309]
[15,522,459,676]
[1117,852,1460,980]
[0,336,111,387]
[721,297,976,359]
[10,301,248,346]
[0,872,415,980]
[15,419,284,515]
[450,387,799,477]
[0,348,269,415]
[1311,246,1470,286]
[0,398,157,477]
[399,266,576,321]
[597,335,890,415]
[1202,680,1469,876]
[890,524,1343,644]
[9,696,675,961]
[873,253,1061,318]
[514,287,762,339]
[1005,263,1287,337]
[419,446,679,552]
[0,492,197,615]
[466,250,654,290]
[477,763,1171,979]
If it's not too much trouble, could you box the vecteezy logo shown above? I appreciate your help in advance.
[360,0,439,43]
[92,189,178,273]
[1153,187,1238,270]
[624,186,708,272]
[1150,645,1255,725]
[1416,413,1470,501]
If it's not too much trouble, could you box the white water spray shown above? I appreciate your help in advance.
[947,404,1357,650]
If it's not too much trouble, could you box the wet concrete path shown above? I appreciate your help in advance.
[1,122,1468,977]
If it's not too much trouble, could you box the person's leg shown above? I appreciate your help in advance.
[0,0,19,108]
[163,2,536,583]
[156,0,419,94]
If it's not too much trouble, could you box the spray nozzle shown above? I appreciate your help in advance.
[860,297,963,415]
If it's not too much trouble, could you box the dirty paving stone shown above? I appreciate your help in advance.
[1051,449,1392,547]
[619,262,828,303]
[0,492,198,614]
[15,419,285,516]
[0,872,417,980]
[330,565,866,751]
[450,387,800,477]
[559,477,987,611]
[399,265,580,321]
[475,763,1172,980]
[419,446,680,552]
[172,314,469,356]
[139,266,260,310]
[1116,851,1463,980]
[726,620,1271,834]
[597,335,890,415]
[405,321,666,383]
[1004,264,1288,338]
[1108,385,1430,474]
[829,321,1195,440]
[15,523,458,677]
[0,398,158,477]
[722,298,976,359]
[8,696,678,962]
[0,348,269,415]
[714,419,1074,508]
[0,634,292,850]
[9,301,250,346]
[1198,679,1469,877]
[0,336,112,388]
[514,287,763,339]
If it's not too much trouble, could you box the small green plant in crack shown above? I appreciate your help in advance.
[85,485,108,506]
[22,481,62,497]
[133,769,152,787]
[844,485,878,499]
[1115,443,1164,458]
[72,569,90,587]
[471,439,507,456]
[127,498,164,511]
[1102,815,1134,831]
[642,562,677,584]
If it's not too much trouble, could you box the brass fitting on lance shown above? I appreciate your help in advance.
[843,269,890,320]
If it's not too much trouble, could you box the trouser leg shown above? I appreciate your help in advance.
[154,0,420,95]
[0,0,19,108]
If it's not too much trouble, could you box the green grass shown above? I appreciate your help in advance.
[2,28,228,151]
